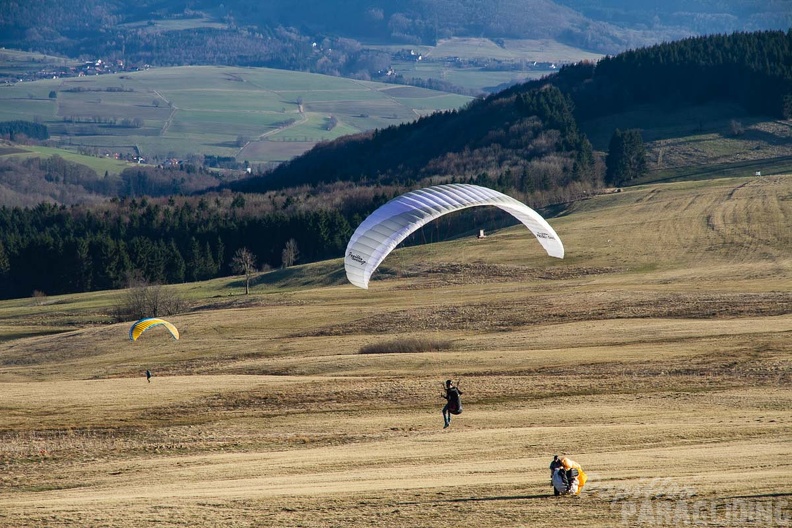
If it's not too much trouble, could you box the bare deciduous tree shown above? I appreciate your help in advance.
[112,272,186,321]
[231,247,257,295]
[31,290,47,306]
[281,238,299,268]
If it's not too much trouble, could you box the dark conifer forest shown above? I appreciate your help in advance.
[552,30,792,120]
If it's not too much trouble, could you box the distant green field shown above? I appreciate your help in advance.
[238,140,315,163]
[392,60,554,93]
[0,65,472,163]
[0,49,78,81]
[170,110,284,135]
[0,97,57,121]
[119,16,228,32]
[305,99,416,120]
[367,37,602,64]
[273,114,360,141]
[375,37,602,93]
[0,145,138,175]
[499,39,603,63]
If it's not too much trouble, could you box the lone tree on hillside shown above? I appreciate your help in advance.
[282,238,299,268]
[113,273,186,321]
[605,128,647,186]
[231,247,257,295]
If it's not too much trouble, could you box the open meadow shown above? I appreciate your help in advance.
[377,37,604,93]
[0,174,790,527]
[0,50,78,84]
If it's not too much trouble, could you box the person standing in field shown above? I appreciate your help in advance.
[146,369,152,383]
[441,379,463,428]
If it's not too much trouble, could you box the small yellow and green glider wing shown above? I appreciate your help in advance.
[129,318,180,341]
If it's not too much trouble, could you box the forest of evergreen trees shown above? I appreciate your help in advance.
[548,30,792,120]
[0,121,49,141]
[0,195,355,299]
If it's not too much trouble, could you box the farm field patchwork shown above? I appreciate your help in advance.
[0,66,472,164]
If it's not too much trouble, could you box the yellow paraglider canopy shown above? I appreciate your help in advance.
[129,318,180,341]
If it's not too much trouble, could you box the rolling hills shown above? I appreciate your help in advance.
[0,172,789,526]
[3,0,787,60]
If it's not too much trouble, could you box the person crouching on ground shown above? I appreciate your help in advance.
[550,455,587,496]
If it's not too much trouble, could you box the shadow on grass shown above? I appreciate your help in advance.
[359,336,455,354]
[397,493,552,505]
[250,263,347,289]
[0,329,71,342]
[447,493,554,503]
[726,492,792,500]
[637,154,792,186]
[538,202,574,219]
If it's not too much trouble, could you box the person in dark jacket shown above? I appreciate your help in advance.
[146,369,152,383]
[441,379,463,428]
[550,455,565,495]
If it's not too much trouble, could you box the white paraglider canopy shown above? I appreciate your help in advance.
[344,183,564,289]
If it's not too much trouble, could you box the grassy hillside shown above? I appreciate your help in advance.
[0,173,789,526]
[0,145,137,176]
[579,102,792,185]
[372,37,604,92]
[0,65,471,164]
[0,49,79,83]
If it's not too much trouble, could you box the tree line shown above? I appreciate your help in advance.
[0,156,238,207]
[0,196,353,299]
[0,121,49,141]
[544,30,792,120]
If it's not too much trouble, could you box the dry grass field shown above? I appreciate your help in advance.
[0,174,790,527]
